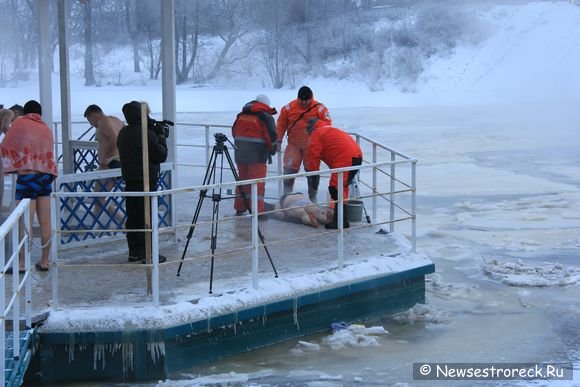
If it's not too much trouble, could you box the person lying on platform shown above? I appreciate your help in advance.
[274,192,332,227]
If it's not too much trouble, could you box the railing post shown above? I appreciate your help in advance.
[277,149,283,197]
[390,151,396,233]
[0,239,5,387]
[412,161,417,253]
[372,143,377,222]
[53,122,60,169]
[251,182,259,289]
[205,125,210,167]
[51,194,59,311]
[12,221,21,361]
[338,172,344,268]
[151,195,160,307]
[24,202,32,328]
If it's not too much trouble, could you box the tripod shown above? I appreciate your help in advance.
[176,133,278,293]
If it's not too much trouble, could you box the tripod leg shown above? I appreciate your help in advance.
[224,147,278,277]
[208,198,219,294]
[177,148,219,276]
[209,151,226,293]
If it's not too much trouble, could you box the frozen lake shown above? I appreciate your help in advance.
[157,104,580,385]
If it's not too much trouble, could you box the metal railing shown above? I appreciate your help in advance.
[50,156,416,309]
[48,122,416,309]
[1,199,32,387]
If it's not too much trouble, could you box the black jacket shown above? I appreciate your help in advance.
[117,101,168,182]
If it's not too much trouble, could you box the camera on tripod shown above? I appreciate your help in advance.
[149,118,175,138]
[214,132,228,144]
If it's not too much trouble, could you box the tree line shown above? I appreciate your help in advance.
[0,0,482,90]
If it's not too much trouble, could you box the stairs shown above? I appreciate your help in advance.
[3,328,35,387]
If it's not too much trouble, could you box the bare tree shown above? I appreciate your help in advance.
[261,1,287,88]
[206,0,254,80]
[125,0,141,73]
[174,0,203,84]
[81,0,96,86]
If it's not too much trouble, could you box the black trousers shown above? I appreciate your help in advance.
[124,178,158,258]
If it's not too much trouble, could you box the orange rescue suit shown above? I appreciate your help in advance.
[304,122,363,198]
[277,99,331,150]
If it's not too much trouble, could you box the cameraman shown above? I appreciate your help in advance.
[117,101,168,263]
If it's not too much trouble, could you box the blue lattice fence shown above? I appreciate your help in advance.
[56,168,173,247]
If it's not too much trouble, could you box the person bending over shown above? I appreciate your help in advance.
[304,118,363,229]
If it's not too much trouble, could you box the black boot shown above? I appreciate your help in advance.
[283,168,298,194]
[325,204,350,229]
[283,178,294,194]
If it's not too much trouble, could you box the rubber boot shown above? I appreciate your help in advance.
[283,168,298,194]
[325,204,350,229]
[307,175,320,203]
[283,179,294,194]
[308,187,318,203]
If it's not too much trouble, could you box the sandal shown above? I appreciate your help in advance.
[35,263,49,272]
[4,267,25,274]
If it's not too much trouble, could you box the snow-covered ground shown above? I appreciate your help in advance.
[2,1,580,385]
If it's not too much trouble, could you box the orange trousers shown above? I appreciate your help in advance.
[234,163,267,213]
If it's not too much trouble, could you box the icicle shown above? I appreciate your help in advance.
[233,312,238,335]
[293,297,300,330]
[93,344,106,370]
[262,306,268,326]
[121,343,134,376]
[146,341,166,364]
[67,334,76,363]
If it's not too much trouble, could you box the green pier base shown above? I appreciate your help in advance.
[26,263,434,384]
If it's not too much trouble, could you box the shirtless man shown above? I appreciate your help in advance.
[84,104,124,219]
[84,104,124,169]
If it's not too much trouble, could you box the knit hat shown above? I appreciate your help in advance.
[298,86,313,100]
[255,94,270,106]
[23,100,42,115]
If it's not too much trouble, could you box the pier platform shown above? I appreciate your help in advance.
[23,205,433,384]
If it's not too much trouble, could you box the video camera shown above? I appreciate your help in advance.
[214,132,228,144]
[149,118,175,138]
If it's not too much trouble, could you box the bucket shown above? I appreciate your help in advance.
[346,200,363,222]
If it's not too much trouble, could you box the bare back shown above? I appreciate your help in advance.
[95,115,124,169]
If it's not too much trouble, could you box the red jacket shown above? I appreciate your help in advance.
[304,122,362,172]
[232,101,277,164]
[277,99,331,149]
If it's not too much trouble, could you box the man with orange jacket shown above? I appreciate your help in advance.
[304,118,363,229]
[277,86,331,201]
[232,95,277,218]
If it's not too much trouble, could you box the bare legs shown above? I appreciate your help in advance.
[17,196,51,270]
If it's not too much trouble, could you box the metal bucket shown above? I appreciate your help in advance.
[346,199,363,222]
